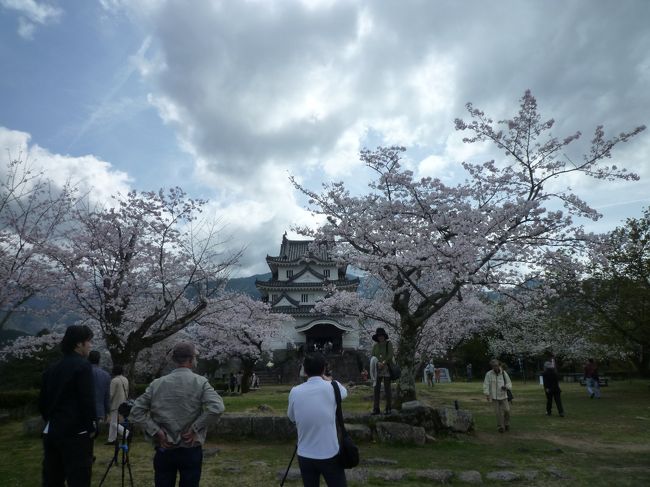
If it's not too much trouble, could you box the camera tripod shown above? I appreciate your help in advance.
[98,418,134,487]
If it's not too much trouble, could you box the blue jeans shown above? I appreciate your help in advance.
[153,446,203,487]
[586,378,601,398]
[298,455,347,487]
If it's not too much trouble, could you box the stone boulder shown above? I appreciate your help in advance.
[414,469,454,483]
[345,423,372,442]
[375,421,426,445]
[435,407,474,433]
[398,401,439,434]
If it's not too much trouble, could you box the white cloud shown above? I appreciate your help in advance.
[0,0,63,38]
[0,127,131,203]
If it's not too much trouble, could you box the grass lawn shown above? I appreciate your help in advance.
[1,379,649,486]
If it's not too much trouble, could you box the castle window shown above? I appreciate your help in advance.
[301,294,309,303]
[286,269,293,278]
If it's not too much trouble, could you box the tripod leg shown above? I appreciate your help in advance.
[98,442,120,487]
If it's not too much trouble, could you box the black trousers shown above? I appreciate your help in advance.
[373,376,392,412]
[297,455,347,487]
[153,446,203,487]
[42,434,94,487]
[545,389,564,415]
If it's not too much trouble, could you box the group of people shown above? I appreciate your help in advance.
[39,325,224,487]
[38,323,606,487]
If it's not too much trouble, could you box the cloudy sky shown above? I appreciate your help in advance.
[1,0,649,275]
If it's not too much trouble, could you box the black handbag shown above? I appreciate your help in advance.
[504,372,513,402]
[332,381,359,469]
[388,362,401,381]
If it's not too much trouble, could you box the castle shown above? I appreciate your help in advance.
[255,233,361,353]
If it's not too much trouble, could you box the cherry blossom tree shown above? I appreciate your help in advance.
[293,91,645,402]
[0,155,74,331]
[46,188,242,377]
[188,292,291,392]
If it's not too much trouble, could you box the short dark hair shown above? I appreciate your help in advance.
[303,353,326,377]
[171,342,196,364]
[112,364,123,376]
[60,325,94,355]
[88,350,101,364]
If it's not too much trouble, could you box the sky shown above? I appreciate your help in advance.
[1,0,649,276]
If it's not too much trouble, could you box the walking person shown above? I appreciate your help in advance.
[235,371,243,393]
[583,358,601,399]
[424,361,435,387]
[88,350,111,437]
[130,342,225,487]
[542,361,564,417]
[371,327,394,415]
[288,353,348,487]
[39,325,96,487]
[107,364,129,444]
[466,363,473,382]
[483,359,513,433]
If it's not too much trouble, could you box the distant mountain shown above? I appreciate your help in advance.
[0,328,29,345]
[2,271,375,336]
[225,273,271,298]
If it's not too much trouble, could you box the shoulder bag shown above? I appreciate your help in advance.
[332,381,359,469]
[503,371,513,402]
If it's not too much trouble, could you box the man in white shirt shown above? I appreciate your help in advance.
[288,353,348,487]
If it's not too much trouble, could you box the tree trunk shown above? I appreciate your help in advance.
[108,346,140,388]
[395,317,420,405]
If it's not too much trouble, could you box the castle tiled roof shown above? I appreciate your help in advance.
[266,235,332,264]
[256,278,359,289]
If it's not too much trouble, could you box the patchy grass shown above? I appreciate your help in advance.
[1,379,649,486]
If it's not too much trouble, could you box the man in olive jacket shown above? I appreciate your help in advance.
[130,342,224,487]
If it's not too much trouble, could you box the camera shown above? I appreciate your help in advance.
[118,399,135,418]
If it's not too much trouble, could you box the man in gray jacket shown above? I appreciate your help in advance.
[131,342,224,487]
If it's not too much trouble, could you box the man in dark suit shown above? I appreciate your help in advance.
[39,325,96,487]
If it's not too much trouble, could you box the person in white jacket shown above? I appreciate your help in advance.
[482,359,513,433]
[107,364,129,444]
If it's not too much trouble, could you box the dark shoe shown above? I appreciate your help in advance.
[105,441,116,445]
[559,413,565,417]
[504,425,510,432]
[590,393,595,399]
[498,427,504,433]
[371,410,381,416]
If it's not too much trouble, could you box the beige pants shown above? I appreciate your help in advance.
[494,399,511,430]
[108,410,126,442]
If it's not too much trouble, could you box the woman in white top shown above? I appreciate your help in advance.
[107,364,129,443]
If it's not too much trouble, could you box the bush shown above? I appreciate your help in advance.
[0,390,39,410]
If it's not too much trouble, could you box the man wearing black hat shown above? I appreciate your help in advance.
[371,327,394,415]
[130,342,224,487]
